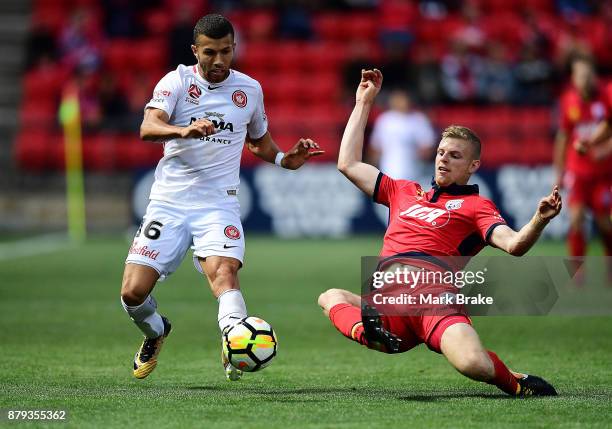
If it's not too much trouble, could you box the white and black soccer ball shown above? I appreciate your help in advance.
[223,316,277,372]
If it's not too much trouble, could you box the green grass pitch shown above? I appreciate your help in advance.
[0,236,610,428]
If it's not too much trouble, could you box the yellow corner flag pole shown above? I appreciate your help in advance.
[59,81,86,243]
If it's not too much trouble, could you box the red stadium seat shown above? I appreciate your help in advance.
[142,8,174,36]
[239,9,277,41]
[273,42,307,72]
[481,138,517,167]
[47,136,67,170]
[344,14,379,41]
[302,72,341,103]
[163,0,208,17]
[263,74,303,105]
[103,39,132,72]
[314,14,343,41]
[23,64,70,101]
[483,13,526,50]
[31,5,67,36]
[15,131,63,171]
[115,136,163,170]
[130,39,168,71]
[14,131,52,171]
[302,43,348,70]
[238,42,276,74]
[20,99,57,128]
[314,13,378,42]
[83,134,116,171]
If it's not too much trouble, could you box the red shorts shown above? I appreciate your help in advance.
[382,313,472,354]
[565,171,612,216]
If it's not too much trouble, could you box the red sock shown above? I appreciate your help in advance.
[328,304,368,346]
[568,228,586,256]
[486,351,520,396]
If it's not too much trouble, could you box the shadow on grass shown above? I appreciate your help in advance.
[185,385,518,401]
[184,385,612,401]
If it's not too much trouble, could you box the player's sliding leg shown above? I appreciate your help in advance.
[121,263,172,379]
[439,322,557,396]
[318,288,365,343]
[198,256,246,381]
[318,288,402,353]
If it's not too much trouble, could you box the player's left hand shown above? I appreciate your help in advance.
[535,185,562,223]
[281,139,324,170]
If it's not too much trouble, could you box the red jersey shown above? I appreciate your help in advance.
[559,83,612,177]
[374,174,506,269]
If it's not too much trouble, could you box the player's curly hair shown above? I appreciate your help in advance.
[441,125,481,160]
[193,14,234,43]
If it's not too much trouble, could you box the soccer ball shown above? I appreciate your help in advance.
[223,316,277,372]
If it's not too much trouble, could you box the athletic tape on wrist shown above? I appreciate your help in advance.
[275,152,285,167]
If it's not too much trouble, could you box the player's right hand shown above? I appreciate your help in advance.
[536,185,562,222]
[356,69,382,104]
[180,119,215,139]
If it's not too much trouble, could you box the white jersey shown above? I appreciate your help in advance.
[145,64,268,206]
[370,110,435,180]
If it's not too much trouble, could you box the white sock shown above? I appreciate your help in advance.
[121,295,165,338]
[218,289,247,332]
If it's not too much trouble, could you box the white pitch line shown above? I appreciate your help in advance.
[0,233,76,261]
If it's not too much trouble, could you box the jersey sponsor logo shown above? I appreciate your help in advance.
[186,84,202,105]
[445,199,464,210]
[153,89,171,98]
[190,113,234,133]
[128,244,160,260]
[202,136,231,144]
[232,90,247,108]
[492,211,505,222]
[188,83,202,99]
[224,225,241,239]
[398,203,451,228]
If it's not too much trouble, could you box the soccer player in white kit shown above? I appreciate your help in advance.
[120,14,323,381]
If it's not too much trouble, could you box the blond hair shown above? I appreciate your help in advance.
[441,125,481,159]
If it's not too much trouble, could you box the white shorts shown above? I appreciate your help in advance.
[125,199,245,280]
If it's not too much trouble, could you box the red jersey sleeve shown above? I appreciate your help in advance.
[474,198,507,244]
[373,173,397,206]
[373,173,417,206]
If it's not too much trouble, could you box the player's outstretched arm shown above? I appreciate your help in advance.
[140,107,215,142]
[490,186,562,256]
[246,132,324,170]
[338,69,383,197]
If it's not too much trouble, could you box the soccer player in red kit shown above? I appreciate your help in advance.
[553,56,612,262]
[318,69,561,396]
